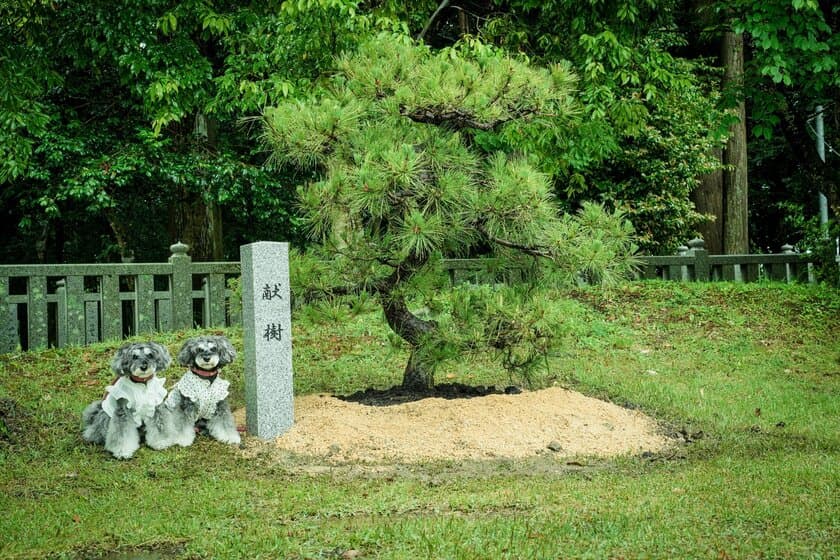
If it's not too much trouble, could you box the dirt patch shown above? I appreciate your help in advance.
[237,386,672,464]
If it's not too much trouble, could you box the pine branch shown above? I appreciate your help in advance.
[476,222,553,259]
[399,104,535,131]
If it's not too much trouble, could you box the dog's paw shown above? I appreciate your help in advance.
[109,445,138,460]
[208,424,241,445]
[144,434,172,450]
[112,397,131,418]
[214,432,241,445]
[174,429,196,447]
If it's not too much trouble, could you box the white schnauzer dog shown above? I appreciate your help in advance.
[164,335,240,447]
[81,342,172,459]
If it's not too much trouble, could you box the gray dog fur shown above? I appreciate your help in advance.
[81,342,173,459]
[163,335,241,447]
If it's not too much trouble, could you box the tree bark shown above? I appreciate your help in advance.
[691,147,724,254]
[382,292,438,390]
[168,113,225,261]
[402,350,436,392]
[169,188,224,261]
[722,30,749,254]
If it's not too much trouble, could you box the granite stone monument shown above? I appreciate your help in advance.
[240,242,294,439]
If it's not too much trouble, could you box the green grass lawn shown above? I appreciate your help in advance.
[0,281,837,559]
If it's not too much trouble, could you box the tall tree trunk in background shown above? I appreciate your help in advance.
[722,30,750,254]
[168,113,225,261]
[169,193,224,261]
[692,147,724,254]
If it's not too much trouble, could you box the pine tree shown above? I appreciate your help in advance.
[261,34,638,390]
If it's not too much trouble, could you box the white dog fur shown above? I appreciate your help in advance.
[163,335,240,447]
[81,342,172,459]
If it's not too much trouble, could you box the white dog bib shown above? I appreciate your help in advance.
[170,372,230,420]
[102,376,167,427]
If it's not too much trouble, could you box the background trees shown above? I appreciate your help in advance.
[728,0,839,256]
[1,0,836,264]
[1,0,371,262]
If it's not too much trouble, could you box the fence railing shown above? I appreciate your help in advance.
[0,243,240,352]
[441,239,816,286]
[0,239,818,352]
[636,238,815,283]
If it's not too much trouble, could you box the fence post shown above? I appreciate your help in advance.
[64,276,85,346]
[169,242,193,331]
[0,277,17,353]
[688,238,710,281]
[672,245,689,281]
[101,273,121,341]
[56,280,67,347]
[28,276,48,350]
[781,244,795,283]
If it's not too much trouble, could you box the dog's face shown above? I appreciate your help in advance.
[177,336,236,371]
[110,342,172,381]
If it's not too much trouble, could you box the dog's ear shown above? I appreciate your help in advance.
[177,339,199,367]
[148,342,172,370]
[213,336,237,365]
[110,343,134,375]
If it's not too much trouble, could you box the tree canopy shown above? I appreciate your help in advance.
[0,0,836,265]
[261,34,639,388]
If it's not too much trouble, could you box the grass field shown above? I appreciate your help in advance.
[0,281,837,559]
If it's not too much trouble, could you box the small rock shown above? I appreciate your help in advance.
[341,550,362,559]
[547,441,563,452]
[504,386,523,395]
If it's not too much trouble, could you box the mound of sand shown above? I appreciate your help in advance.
[237,386,671,464]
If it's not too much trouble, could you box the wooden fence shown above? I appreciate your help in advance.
[0,239,817,352]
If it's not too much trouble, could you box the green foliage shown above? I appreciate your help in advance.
[262,34,582,262]
[420,284,575,385]
[262,34,640,384]
[776,212,840,286]
[726,0,838,138]
[479,1,729,252]
[0,2,60,183]
[1,0,383,261]
[583,90,726,253]
[720,0,839,239]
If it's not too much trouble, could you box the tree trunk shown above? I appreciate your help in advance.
[692,147,724,254]
[722,30,749,254]
[402,350,436,392]
[169,190,224,261]
[382,293,437,390]
[168,113,225,261]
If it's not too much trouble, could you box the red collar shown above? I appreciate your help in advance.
[129,374,152,384]
[191,366,219,378]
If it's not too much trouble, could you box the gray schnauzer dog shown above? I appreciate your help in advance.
[164,335,240,447]
[81,342,172,459]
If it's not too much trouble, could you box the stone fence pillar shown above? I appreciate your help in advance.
[168,242,193,331]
